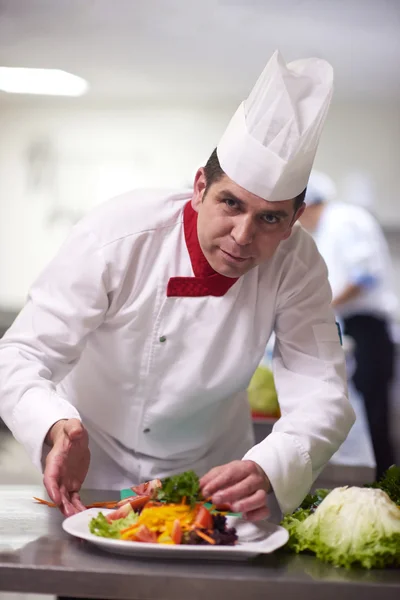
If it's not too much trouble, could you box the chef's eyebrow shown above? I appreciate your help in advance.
[219,190,290,219]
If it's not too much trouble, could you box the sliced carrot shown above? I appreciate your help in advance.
[181,496,186,505]
[195,529,216,545]
[33,496,120,509]
[33,497,57,507]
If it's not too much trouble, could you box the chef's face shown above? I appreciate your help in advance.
[191,169,305,278]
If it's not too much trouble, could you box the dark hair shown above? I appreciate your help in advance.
[294,187,306,212]
[204,148,305,213]
[204,148,225,194]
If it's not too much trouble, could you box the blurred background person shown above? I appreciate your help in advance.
[300,172,398,479]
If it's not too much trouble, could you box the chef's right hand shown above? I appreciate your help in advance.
[43,418,90,516]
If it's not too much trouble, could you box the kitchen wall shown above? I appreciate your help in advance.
[0,99,399,311]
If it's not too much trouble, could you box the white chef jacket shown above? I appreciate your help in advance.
[0,189,355,515]
[312,202,398,321]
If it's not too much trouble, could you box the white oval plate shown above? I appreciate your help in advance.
[62,508,289,560]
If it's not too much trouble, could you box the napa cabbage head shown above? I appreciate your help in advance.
[283,486,400,569]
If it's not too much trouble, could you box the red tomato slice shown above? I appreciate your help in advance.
[195,505,213,529]
[116,498,134,508]
[130,483,147,495]
[129,494,151,511]
[134,525,157,543]
[171,519,182,545]
[130,479,162,497]
[146,479,162,495]
[106,502,133,523]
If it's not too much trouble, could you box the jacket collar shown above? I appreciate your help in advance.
[167,201,239,297]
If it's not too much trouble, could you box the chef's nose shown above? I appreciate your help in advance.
[231,215,254,246]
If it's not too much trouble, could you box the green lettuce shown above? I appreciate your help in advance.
[366,464,400,505]
[282,486,400,569]
[89,511,139,539]
[281,488,331,547]
[298,488,331,511]
[156,470,201,508]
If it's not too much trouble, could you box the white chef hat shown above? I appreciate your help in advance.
[217,50,334,202]
[305,170,337,205]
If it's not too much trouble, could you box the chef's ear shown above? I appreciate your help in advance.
[282,202,306,240]
[294,203,306,222]
[191,168,207,212]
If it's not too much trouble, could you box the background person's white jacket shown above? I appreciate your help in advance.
[312,202,398,321]
[0,190,355,515]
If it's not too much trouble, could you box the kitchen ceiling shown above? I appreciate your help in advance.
[0,0,399,106]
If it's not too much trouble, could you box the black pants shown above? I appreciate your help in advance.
[343,314,396,479]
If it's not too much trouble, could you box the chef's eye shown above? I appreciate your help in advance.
[261,213,280,224]
[224,198,239,209]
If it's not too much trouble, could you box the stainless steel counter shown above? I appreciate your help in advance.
[0,485,399,600]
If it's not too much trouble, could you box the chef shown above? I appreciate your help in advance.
[0,50,355,520]
[300,171,397,479]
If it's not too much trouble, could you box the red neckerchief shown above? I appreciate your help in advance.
[166,201,239,297]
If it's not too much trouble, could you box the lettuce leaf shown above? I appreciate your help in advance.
[366,464,400,505]
[89,511,139,539]
[281,508,312,551]
[281,488,331,550]
[298,488,330,511]
[281,486,400,569]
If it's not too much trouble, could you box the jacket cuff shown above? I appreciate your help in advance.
[243,431,313,515]
[11,389,81,472]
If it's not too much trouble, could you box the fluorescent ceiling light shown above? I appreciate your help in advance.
[0,67,89,96]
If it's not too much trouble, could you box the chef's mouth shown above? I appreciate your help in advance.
[220,248,251,262]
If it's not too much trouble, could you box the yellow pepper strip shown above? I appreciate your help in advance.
[120,525,140,539]
[158,532,174,544]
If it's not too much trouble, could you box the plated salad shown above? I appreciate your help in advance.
[34,462,400,567]
[89,471,238,546]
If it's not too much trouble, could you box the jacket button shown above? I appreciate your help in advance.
[143,428,150,433]
[159,336,167,343]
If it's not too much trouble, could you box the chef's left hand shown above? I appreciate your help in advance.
[200,460,271,521]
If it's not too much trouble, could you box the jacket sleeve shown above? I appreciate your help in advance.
[0,224,110,472]
[243,231,356,515]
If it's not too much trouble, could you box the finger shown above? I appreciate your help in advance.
[200,465,226,490]
[64,419,84,441]
[70,491,87,512]
[200,461,245,489]
[43,472,61,506]
[243,505,270,522]
[211,474,259,505]
[231,488,268,515]
[43,449,67,505]
[201,461,247,497]
[60,501,78,517]
[59,485,79,517]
